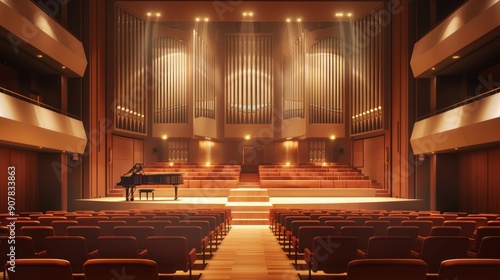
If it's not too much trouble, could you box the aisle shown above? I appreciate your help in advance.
[201,225,299,280]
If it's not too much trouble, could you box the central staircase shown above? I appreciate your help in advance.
[225,182,272,225]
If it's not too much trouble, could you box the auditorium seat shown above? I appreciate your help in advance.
[437,259,500,280]
[97,220,127,236]
[52,220,79,236]
[340,226,375,251]
[84,259,159,280]
[164,225,208,267]
[6,259,74,280]
[96,236,147,258]
[443,220,476,238]
[476,236,500,258]
[145,236,197,279]
[429,225,462,236]
[304,236,358,279]
[365,220,390,236]
[401,220,433,237]
[346,259,427,280]
[137,220,173,235]
[292,226,335,266]
[467,226,500,256]
[76,216,109,226]
[412,236,469,273]
[45,236,96,275]
[287,220,321,255]
[67,226,101,254]
[38,216,67,226]
[113,225,155,252]
[359,236,413,259]
[13,220,41,235]
[20,226,54,254]
[324,220,356,235]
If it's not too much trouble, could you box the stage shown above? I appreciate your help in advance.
[71,187,427,217]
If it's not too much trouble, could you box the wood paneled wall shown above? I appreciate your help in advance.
[458,147,500,213]
[0,147,39,212]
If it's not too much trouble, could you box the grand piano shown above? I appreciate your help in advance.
[117,163,183,201]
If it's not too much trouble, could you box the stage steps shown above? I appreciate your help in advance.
[226,188,271,225]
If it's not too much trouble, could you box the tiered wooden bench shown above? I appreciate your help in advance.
[259,163,372,188]
[143,164,241,189]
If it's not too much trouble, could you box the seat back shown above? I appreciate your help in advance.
[318,216,344,225]
[324,220,355,235]
[456,216,488,229]
[152,216,181,225]
[290,220,321,238]
[45,236,90,273]
[443,220,476,238]
[365,236,412,258]
[285,216,311,231]
[416,216,445,226]
[38,216,67,226]
[67,225,101,252]
[97,220,127,236]
[164,226,203,251]
[472,226,500,252]
[6,259,74,280]
[386,226,419,246]
[419,236,469,273]
[347,216,373,226]
[437,259,500,280]
[20,226,54,253]
[96,236,141,258]
[378,216,409,226]
[401,220,433,237]
[76,216,109,226]
[477,236,500,258]
[298,226,335,253]
[430,226,461,236]
[179,220,210,239]
[340,226,375,251]
[145,236,191,273]
[83,259,159,280]
[365,220,390,236]
[138,220,173,235]
[310,236,358,273]
[347,259,427,280]
[51,220,79,236]
[13,220,41,236]
[111,215,147,225]
[113,226,155,251]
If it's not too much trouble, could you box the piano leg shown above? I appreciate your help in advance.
[125,186,136,201]
[174,185,178,200]
[130,186,136,201]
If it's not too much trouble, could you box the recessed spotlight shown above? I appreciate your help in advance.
[161,135,168,140]
[431,67,436,70]
[330,135,336,140]
[244,135,251,140]
[248,12,253,17]
[147,12,152,17]
[36,54,43,58]
[195,17,200,22]
[286,137,292,140]
[156,12,161,17]
[452,55,460,59]
[204,17,209,22]
[286,18,291,23]
[297,18,302,22]
[347,13,353,17]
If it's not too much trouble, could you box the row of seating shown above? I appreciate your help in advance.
[271,208,500,279]
[144,164,241,189]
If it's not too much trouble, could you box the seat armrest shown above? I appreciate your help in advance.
[88,249,99,259]
[188,248,197,266]
[357,249,367,258]
[304,248,313,263]
[35,250,48,258]
[138,249,148,258]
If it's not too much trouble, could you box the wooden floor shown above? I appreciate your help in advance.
[201,225,299,280]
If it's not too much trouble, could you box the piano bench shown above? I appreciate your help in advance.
[139,189,155,200]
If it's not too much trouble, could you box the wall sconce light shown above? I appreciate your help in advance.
[330,135,336,140]
[244,135,251,141]
[161,135,168,140]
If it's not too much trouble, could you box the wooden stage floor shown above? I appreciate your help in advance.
[71,195,426,212]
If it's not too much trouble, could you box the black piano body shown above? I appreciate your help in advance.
[117,173,184,201]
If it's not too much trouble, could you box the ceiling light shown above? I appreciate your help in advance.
[204,17,209,22]
[156,12,161,17]
[286,18,291,23]
[431,67,436,70]
[36,54,43,58]
[161,135,168,140]
[244,135,251,140]
[286,137,292,140]
[347,13,353,17]
[195,17,200,22]
[330,135,336,140]
[61,66,66,69]
[452,55,460,59]
[147,12,152,17]
[297,18,302,22]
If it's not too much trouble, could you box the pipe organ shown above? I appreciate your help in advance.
[225,34,274,124]
[283,33,306,120]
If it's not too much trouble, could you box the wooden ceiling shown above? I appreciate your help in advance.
[116,1,383,22]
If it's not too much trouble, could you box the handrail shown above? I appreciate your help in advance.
[417,86,500,121]
[0,86,80,120]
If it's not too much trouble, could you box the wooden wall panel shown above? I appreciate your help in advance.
[0,148,40,212]
[488,148,500,213]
